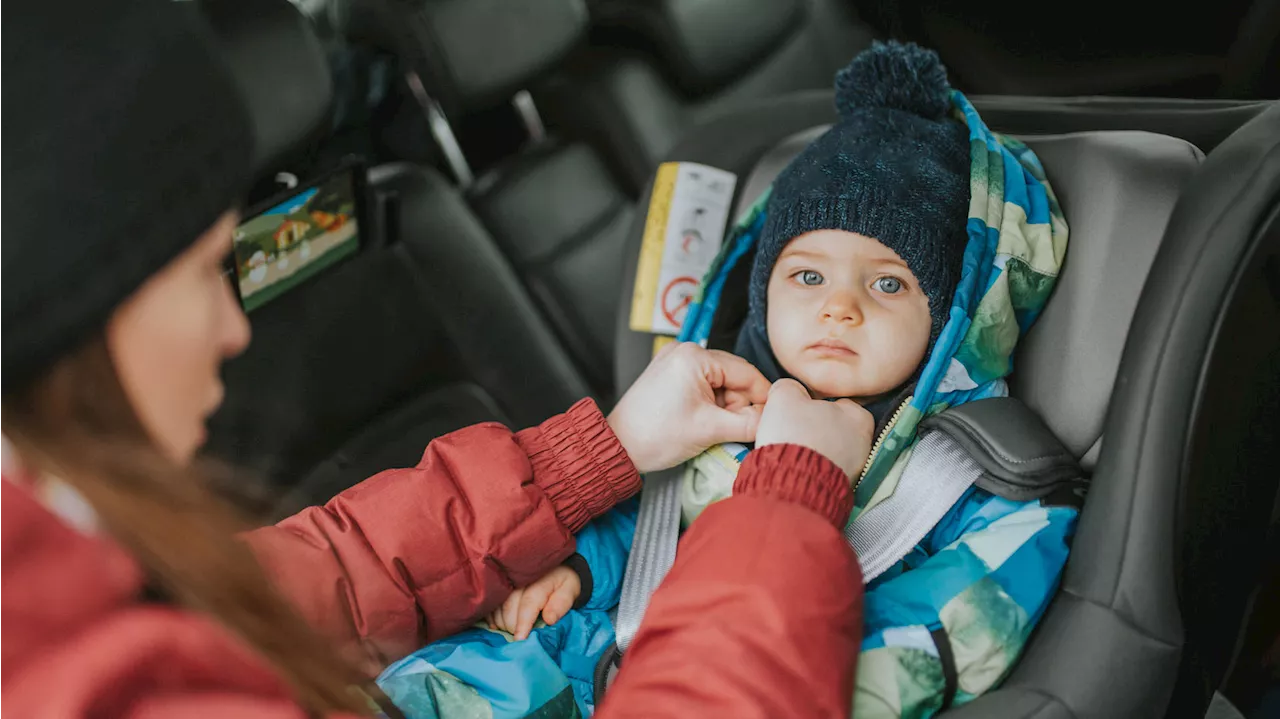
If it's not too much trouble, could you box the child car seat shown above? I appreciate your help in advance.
[611,91,1280,717]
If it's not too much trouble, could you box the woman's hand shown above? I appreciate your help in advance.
[754,379,875,480]
[608,343,771,473]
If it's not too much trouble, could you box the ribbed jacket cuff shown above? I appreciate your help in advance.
[516,399,640,533]
[734,444,854,528]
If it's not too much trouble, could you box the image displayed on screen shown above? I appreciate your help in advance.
[232,170,361,312]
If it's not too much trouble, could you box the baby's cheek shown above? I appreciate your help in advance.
[882,335,928,388]
[770,321,808,369]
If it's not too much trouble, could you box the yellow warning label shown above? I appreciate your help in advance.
[630,163,679,332]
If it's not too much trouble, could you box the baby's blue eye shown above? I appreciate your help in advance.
[797,270,824,286]
[873,276,904,294]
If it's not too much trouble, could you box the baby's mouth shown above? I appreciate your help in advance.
[807,339,857,357]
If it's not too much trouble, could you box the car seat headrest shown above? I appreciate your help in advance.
[733,126,1204,468]
[1007,132,1203,463]
[201,0,334,177]
[588,0,805,95]
[351,0,588,116]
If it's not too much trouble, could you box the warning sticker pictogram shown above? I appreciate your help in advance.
[628,161,737,335]
[661,276,697,328]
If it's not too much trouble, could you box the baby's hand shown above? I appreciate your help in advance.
[487,565,581,640]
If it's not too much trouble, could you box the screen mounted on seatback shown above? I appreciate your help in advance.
[230,164,364,312]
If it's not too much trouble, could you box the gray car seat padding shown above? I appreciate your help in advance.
[738,127,1204,469]
[922,397,1085,501]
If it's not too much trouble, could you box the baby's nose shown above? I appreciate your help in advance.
[821,295,863,324]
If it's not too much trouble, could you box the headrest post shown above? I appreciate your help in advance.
[512,90,548,145]
[406,71,474,187]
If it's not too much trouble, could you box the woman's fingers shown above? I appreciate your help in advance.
[705,349,771,405]
[696,403,764,447]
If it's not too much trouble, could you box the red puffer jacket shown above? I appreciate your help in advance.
[2,400,863,718]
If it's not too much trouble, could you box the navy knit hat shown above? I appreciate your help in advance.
[740,41,970,359]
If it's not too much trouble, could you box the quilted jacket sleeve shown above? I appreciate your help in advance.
[599,445,865,719]
[853,488,1078,719]
[243,399,640,669]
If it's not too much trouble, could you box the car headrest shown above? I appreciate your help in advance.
[350,0,587,116]
[201,0,333,177]
[588,0,804,95]
[721,126,1204,468]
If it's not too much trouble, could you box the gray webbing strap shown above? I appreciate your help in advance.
[613,466,684,651]
[845,430,982,583]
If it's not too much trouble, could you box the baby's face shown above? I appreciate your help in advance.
[766,230,931,400]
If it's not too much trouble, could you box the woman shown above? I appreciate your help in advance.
[1,1,871,717]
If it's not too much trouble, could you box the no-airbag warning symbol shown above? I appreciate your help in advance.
[661,276,697,328]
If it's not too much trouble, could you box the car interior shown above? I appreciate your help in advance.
[197,0,1279,716]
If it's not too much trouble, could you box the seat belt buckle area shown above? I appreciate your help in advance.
[921,396,1088,507]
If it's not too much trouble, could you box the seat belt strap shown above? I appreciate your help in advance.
[845,430,983,583]
[613,465,684,652]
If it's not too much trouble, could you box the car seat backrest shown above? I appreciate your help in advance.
[1008,133,1204,462]
[733,126,1204,469]
[539,0,877,194]
[346,0,636,399]
[466,143,636,397]
[347,0,588,122]
[201,0,591,509]
[203,0,334,175]
[586,0,807,96]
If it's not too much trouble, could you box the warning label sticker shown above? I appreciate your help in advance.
[661,276,698,328]
[629,162,738,335]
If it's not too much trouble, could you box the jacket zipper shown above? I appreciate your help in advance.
[854,396,913,495]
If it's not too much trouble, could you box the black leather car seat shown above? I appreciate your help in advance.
[341,0,636,399]
[614,88,1280,717]
[539,0,879,195]
[200,0,591,516]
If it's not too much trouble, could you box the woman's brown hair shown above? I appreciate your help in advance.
[3,337,383,716]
